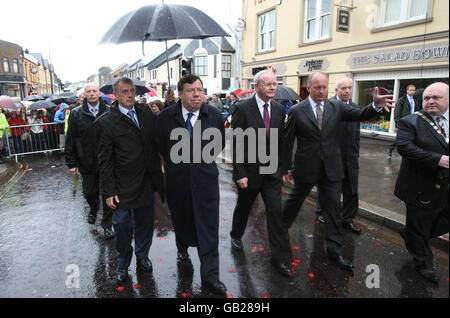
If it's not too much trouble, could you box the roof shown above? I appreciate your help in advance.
[145,44,182,70]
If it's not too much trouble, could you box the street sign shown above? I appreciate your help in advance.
[337,8,350,33]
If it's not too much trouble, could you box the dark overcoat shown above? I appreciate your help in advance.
[156,101,225,255]
[96,101,165,210]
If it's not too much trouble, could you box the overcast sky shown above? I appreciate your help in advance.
[0,0,242,83]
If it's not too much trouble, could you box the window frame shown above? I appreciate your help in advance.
[2,57,10,73]
[194,55,208,77]
[221,55,232,78]
[379,0,429,27]
[258,9,276,53]
[303,0,332,43]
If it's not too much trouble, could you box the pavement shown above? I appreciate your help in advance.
[217,134,449,250]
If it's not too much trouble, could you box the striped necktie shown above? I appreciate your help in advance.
[127,110,139,128]
[263,103,270,137]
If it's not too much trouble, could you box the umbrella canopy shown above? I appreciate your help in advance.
[100,78,149,96]
[24,95,45,102]
[41,93,53,99]
[47,93,77,106]
[145,86,158,97]
[29,100,57,110]
[0,96,24,110]
[273,85,300,101]
[99,3,229,87]
[236,89,254,98]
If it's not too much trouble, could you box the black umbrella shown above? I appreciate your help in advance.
[24,95,45,102]
[29,100,57,110]
[41,93,53,99]
[99,3,229,87]
[47,92,77,105]
[100,78,149,96]
[273,85,300,101]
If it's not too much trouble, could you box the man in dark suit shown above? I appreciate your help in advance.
[96,77,165,284]
[395,82,449,283]
[282,72,394,271]
[156,74,227,296]
[388,84,419,156]
[230,70,292,278]
[65,83,114,239]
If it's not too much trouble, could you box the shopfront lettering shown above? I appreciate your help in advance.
[304,59,324,72]
[348,42,449,68]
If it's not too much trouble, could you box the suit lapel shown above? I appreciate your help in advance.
[250,97,266,129]
[321,100,333,131]
[301,100,320,131]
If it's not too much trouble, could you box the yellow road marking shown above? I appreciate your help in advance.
[0,162,29,201]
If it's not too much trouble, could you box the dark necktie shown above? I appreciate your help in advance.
[263,103,270,137]
[127,110,139,128]
[316,102,323,130]
[186,113,194,138]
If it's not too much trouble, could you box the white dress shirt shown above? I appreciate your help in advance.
[255,94,272,119]
[88,102,100,116]
[182,105,200,128]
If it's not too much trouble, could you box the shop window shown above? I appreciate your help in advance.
[356,80,395,133]
[258,10,276,52]
[222,55,232,78]
[2,57,10,73]
[380,0,429,27]
[194,56,208,76]
[304,0,331,43]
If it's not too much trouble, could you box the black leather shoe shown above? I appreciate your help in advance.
[416,268,439,283]
[231,237,244,251]
[271,260,293,277]
[177,250,190,262]
[328,254,354,272]
[117,268,128,284]
[202,280,227,296]
[103,227,115,240]
[316,215,326,224]
[137,258,153,272]
[88,213,97,225]
[342,222,362,234]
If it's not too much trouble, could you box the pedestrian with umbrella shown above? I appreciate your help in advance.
[100,78,149,96]
[0,110,9,162]
[7,110,25,154]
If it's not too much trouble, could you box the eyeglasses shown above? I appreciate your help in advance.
[183,88,204,94]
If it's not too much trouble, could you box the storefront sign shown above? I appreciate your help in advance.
[337,9,350,33]
[348,41,449,68]
[298,58,330,73]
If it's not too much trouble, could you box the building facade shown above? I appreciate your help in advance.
[0,39,26,97]
[23,53,40,96]
[240,0,449,136]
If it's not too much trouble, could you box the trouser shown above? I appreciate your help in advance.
[82,172,113,229]
[230,175,289,263]
[31,132,45,152]
[404,202,449,270]
[283,174,343,256]
[12,136,23,154]
[113,188,155,270]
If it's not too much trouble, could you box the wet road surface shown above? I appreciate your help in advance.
[0,154,448,298]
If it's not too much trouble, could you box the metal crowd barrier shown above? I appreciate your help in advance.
[4,122,65,162]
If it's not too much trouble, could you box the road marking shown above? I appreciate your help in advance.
[0,162,29,201]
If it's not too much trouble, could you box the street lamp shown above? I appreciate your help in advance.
[234,18,245,89]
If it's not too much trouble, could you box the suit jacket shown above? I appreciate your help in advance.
[231,95,286,189]
[284,98,380,184]
[394,94,419,124]
[155,101,225,255]
[394,110,449,210]
[96,101,164,210]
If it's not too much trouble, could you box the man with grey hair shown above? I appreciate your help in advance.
[395,82,448,283]
[230,70,292,278]
[283,72,394,272]
[65,82,114,239]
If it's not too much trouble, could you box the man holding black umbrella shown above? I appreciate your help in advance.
[65,82,114,239]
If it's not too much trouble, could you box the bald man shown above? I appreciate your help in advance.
[65,83,114,239]
[395,82,449,283]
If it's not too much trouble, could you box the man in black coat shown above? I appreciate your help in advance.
[156,75,227,296]
[395,82,449,283]
[230,70,292,278]
[282,72,394,271]
[96,77,165,284]
[65,83,114,239]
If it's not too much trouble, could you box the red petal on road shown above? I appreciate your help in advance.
[117,286,125,292]
[182,292,190,297]
[134,284,141,289]
[308,273,315,278]
[160,237,166,240]
[263,295,271,298]
[229,268,236,273]
[293,246,300,250]
[226,294,233,298]
[376,242,382,246]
